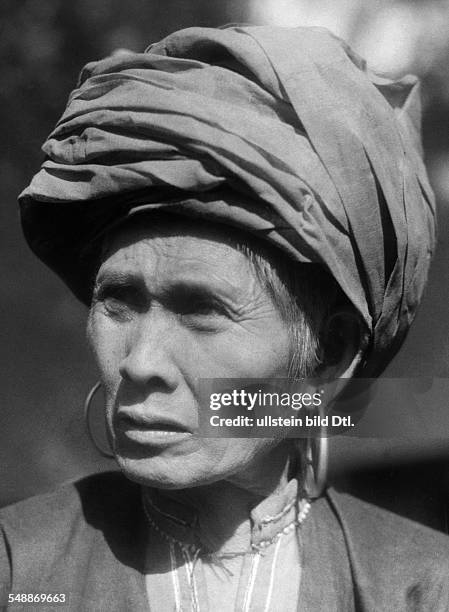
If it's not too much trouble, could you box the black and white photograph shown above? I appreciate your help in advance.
[1,1,449,610]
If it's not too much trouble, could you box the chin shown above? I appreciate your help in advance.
[115,454,216,490]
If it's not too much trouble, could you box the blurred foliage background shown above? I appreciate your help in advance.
[1,0,449,509]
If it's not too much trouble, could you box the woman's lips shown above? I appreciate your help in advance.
[115,411,193,446]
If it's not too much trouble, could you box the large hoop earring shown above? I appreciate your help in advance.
[84,382,114,459]
[299,402,328,500]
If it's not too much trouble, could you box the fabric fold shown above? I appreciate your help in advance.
[18,25,436,375]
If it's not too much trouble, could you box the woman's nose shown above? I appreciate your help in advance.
[118,310,179,392]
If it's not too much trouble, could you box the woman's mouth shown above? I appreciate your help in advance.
[115,411,193,446]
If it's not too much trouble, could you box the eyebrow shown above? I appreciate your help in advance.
[164,281,241,315]
[165,281,229,302]
[95,269,142,285]
[94,268,240,305]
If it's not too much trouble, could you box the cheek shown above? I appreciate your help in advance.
[201,438,273,472]
[87,313,126,392]
[191,324,291,379]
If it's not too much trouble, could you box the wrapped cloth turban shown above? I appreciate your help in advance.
[18,26,436,376]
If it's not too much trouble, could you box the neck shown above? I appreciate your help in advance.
[150,442,293,554]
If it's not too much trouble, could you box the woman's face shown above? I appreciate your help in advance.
[88,218,293,490]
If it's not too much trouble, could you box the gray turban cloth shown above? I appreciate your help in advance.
[18,26,436,376]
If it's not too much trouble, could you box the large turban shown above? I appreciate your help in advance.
[19,26,436,375]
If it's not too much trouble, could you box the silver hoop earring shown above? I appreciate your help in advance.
[84,381,114,459]
[299,402,328,500]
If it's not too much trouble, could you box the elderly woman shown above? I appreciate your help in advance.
[1,25,449,611]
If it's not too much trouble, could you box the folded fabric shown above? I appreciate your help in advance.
[18,26,436,375]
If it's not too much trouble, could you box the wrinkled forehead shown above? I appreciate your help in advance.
[96,212,284,295]
[100,210,286,275]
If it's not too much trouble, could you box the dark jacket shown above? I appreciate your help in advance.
[1,472,448,611]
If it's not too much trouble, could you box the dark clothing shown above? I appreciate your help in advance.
[1,471,448,611]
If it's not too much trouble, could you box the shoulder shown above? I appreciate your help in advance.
[325,488,449,610]
[326,487,449,561]
[0,470,140,539]
[0,471,143,602]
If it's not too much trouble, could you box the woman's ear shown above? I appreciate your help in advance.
[318,310,366,381]
[309,310,367,408]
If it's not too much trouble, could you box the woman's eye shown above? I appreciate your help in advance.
[176,297,221,316]
[93,285,142,319]
[189,301,219,315]
[177,299,230,330]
